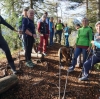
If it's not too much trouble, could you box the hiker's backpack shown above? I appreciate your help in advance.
[18,16,23,29]
[17,16,30,30]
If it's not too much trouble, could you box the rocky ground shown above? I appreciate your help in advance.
[0,43,100,99]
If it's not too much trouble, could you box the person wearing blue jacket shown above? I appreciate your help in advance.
[79,21,100,81]
[49,17,54,46]
[0,15,19,74]
[64,23,69,46]
[18,8,28,51]
[22,9,36,67]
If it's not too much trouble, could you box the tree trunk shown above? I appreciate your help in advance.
[30,0,33,9]
[0,75,18,94]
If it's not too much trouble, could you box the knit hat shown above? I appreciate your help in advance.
[95,21,100,27]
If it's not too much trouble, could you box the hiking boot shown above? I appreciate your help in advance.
[67,66,74,72]
[11,70,21,74]
[43,53,47,56]
[29,60,35,66]
[25,61,34,67]
[78,76,88,81]
[38,51,41,54]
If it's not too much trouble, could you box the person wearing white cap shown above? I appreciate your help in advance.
[79,21,100,81]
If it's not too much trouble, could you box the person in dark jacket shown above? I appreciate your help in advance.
[37,15,49,56]
[22,9,36,67]
[79,21,100,81]
[18,7,28,51]
[0,15,19,74]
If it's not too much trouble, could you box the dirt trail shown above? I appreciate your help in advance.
[0,43,100,99]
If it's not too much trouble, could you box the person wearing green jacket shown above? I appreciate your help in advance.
[68,18,92,72]
[55,19,64,44]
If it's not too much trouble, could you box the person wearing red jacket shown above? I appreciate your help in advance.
[37,15,49,56]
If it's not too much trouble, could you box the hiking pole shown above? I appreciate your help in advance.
[59,62,61,99]
[62,47,73,99]
[78,48,93,78]
[35,38,40,63]
[62,71,69,99]
[17,34,23,70]
[34,35,42,63]
[17,31,25,70]
[59,48,62,99]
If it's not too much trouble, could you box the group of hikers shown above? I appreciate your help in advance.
[0,7,100,82]
[18,8,70,66]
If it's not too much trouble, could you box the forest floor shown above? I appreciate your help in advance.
[0,43,100,99]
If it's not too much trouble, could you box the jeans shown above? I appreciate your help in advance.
[71,47,88,69]
[76,55,82,65]
[50,29,54,46]
[82,54,100,77]
[65,35,69,47]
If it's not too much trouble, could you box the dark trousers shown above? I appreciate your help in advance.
[0,35,16,71]
[55,30,62,43]
[24,36,34,61]
[82,54,100,77]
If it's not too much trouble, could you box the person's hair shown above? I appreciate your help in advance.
[65,23,67,25]
[95,21,100,27]
[50,17,53,20]
[82,17,88,22]
[41,15,46,19]
[27,9,34,15]
[44,12,48,14]
[23,7,28,11]
[76,24,81,27]
[58,19,61,21]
